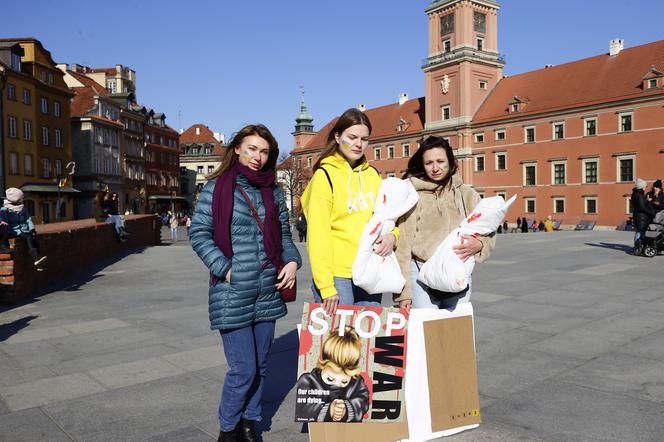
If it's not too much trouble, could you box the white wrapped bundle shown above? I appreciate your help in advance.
[352,178,419,294]
[418,195,516,293]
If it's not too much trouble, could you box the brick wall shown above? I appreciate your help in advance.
[0,215,161,304]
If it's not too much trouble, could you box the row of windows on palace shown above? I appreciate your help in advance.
[6,116,64,147]
[475,153,637,186]
[5,84,64,116]
[502,193,638,217]
[8,154,66,179]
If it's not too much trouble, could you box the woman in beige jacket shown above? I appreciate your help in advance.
[395,136,495,312]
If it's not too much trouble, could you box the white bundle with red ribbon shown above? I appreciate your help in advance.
[352,178,419,294]
[418,195,516,293]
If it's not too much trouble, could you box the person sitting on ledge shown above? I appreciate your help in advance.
[0,188,47,271]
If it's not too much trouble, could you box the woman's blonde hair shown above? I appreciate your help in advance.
[317,326,362,377]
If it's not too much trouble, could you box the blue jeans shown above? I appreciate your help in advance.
[219,321,275,431]
[410,260,470,310]
[311,277,382,306]
[170,227,178,241]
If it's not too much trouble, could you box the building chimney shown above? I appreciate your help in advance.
[213,132,225,143]
[609,38,624,56]
[398,92,408,105]
[179,128,184,134]
[358,104,366,111]
[195,127,200,135]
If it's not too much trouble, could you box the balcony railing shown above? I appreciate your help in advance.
[422,48,506,69]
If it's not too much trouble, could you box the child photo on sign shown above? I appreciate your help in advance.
[295,326,369,422]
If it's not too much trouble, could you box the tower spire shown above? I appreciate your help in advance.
[294,86,314,133]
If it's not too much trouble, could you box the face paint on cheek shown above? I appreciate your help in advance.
[241,149,251,158]
[441,163,449,170]
[340,139,352,149]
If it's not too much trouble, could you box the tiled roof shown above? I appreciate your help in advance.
[179,124,224,155]
[68,69,110,117]
[294,97,425,154]
[89,67,117,75]
[474,40,664,124]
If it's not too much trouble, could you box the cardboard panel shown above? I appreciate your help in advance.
[309,412,409,442]
[423,316,481,432]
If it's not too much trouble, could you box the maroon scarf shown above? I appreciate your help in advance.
[212,161,283,285]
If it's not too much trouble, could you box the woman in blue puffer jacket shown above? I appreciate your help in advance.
[190,124,301,442]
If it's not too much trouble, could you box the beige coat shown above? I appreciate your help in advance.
[394,174,495,302]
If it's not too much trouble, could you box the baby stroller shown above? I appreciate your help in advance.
[640,210,664,257]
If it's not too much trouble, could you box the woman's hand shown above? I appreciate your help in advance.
[276,261,298,290]
[373,233,396,257]
[453,235,483,262]
[399,299,412,314]
[322,295,339,316]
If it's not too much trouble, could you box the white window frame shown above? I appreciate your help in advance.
[443,39,451,53]
[584,197,598,214]
[7,84,16,100]
[24,154,33,176]
[553,197,565,214]
[374,147,381,160]
[474,154,485,172]
[648,78,657,89]
[22,88,30,104]
[495,152,506,170]
[307,156,312,168]
[55,159,62,176]
[40,97,48,114]
[476,37,484,51]
[387,145,395,159]
[402,143,410,157]
[619,112,633,133]
[524,126,536,143]
[523,162,537,186]
[616,155,635,183]
[23,120,31,140]
[54,101,61,117]
[495,129,506,141]
[511,103,519,113]
[386,172,396,178]
[55,129,62,147]
[441,105,451,121]
[551,160,567,185]
[584,117,597,136]
[552,122,565,140]
[582,158,599,184]
[9,152,19,174]
[479,80,488,90]
[42,158,50,178]
[525,198,536,214]
[8,116,17,138]
[626,197,632,215]
[41,126,49,146]
[474,133,484,143]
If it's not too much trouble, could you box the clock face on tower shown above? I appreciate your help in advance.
[441,14,454,36]
[474,12,486,33]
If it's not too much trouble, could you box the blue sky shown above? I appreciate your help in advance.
[5,0,664,153]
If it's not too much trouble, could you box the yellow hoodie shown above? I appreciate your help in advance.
[301,152,397,299]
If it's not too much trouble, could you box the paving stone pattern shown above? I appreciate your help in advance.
[1,229,663,441]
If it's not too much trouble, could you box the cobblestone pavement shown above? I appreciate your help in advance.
[1,229,663,441]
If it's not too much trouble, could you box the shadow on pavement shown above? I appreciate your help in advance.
[258,328,299,436]
[584,242,634,255]
[0,315,38,342]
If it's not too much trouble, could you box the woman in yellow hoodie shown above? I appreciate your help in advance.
[301,108,396,315]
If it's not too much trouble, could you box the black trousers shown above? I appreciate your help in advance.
[0,226,40,261]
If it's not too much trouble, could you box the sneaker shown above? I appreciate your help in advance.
[34,256,47,267]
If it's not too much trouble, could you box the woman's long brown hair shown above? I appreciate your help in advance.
[403,136,458,192]
[206,124,279,180]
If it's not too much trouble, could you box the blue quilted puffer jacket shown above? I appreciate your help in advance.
[190,175,302,330]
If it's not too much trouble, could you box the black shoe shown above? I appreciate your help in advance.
[218,428,237,442]
[237,419,259,442]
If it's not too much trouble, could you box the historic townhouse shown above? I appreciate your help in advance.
[0,38,76,224]
[179,124,224,206]
[290,0,664,228]
[61,67,123,219]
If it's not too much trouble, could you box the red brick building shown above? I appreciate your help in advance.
[291,0,664,228]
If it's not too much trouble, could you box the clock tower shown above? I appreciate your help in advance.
[422,0,504,181]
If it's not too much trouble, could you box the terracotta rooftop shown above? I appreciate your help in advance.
[89,67,117,75]
[68,69,110,117]
[294,97,425,154]
[179,124,224,155]
[474,39,664,124]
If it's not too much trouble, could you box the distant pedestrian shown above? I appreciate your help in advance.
[531,220,538,231]
[295,214,307,242]
[502,220,508,233]
[520,217,529,233]
[538,220,545,231]
[169,212,178,242]
[646,179,664,213]
[0,188,47,270]
[544,216,554,232]
[185,215,192,238]
[631,178,655,254]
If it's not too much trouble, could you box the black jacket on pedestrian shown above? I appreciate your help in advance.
[631,189,656,232]
[647,191,664,213]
